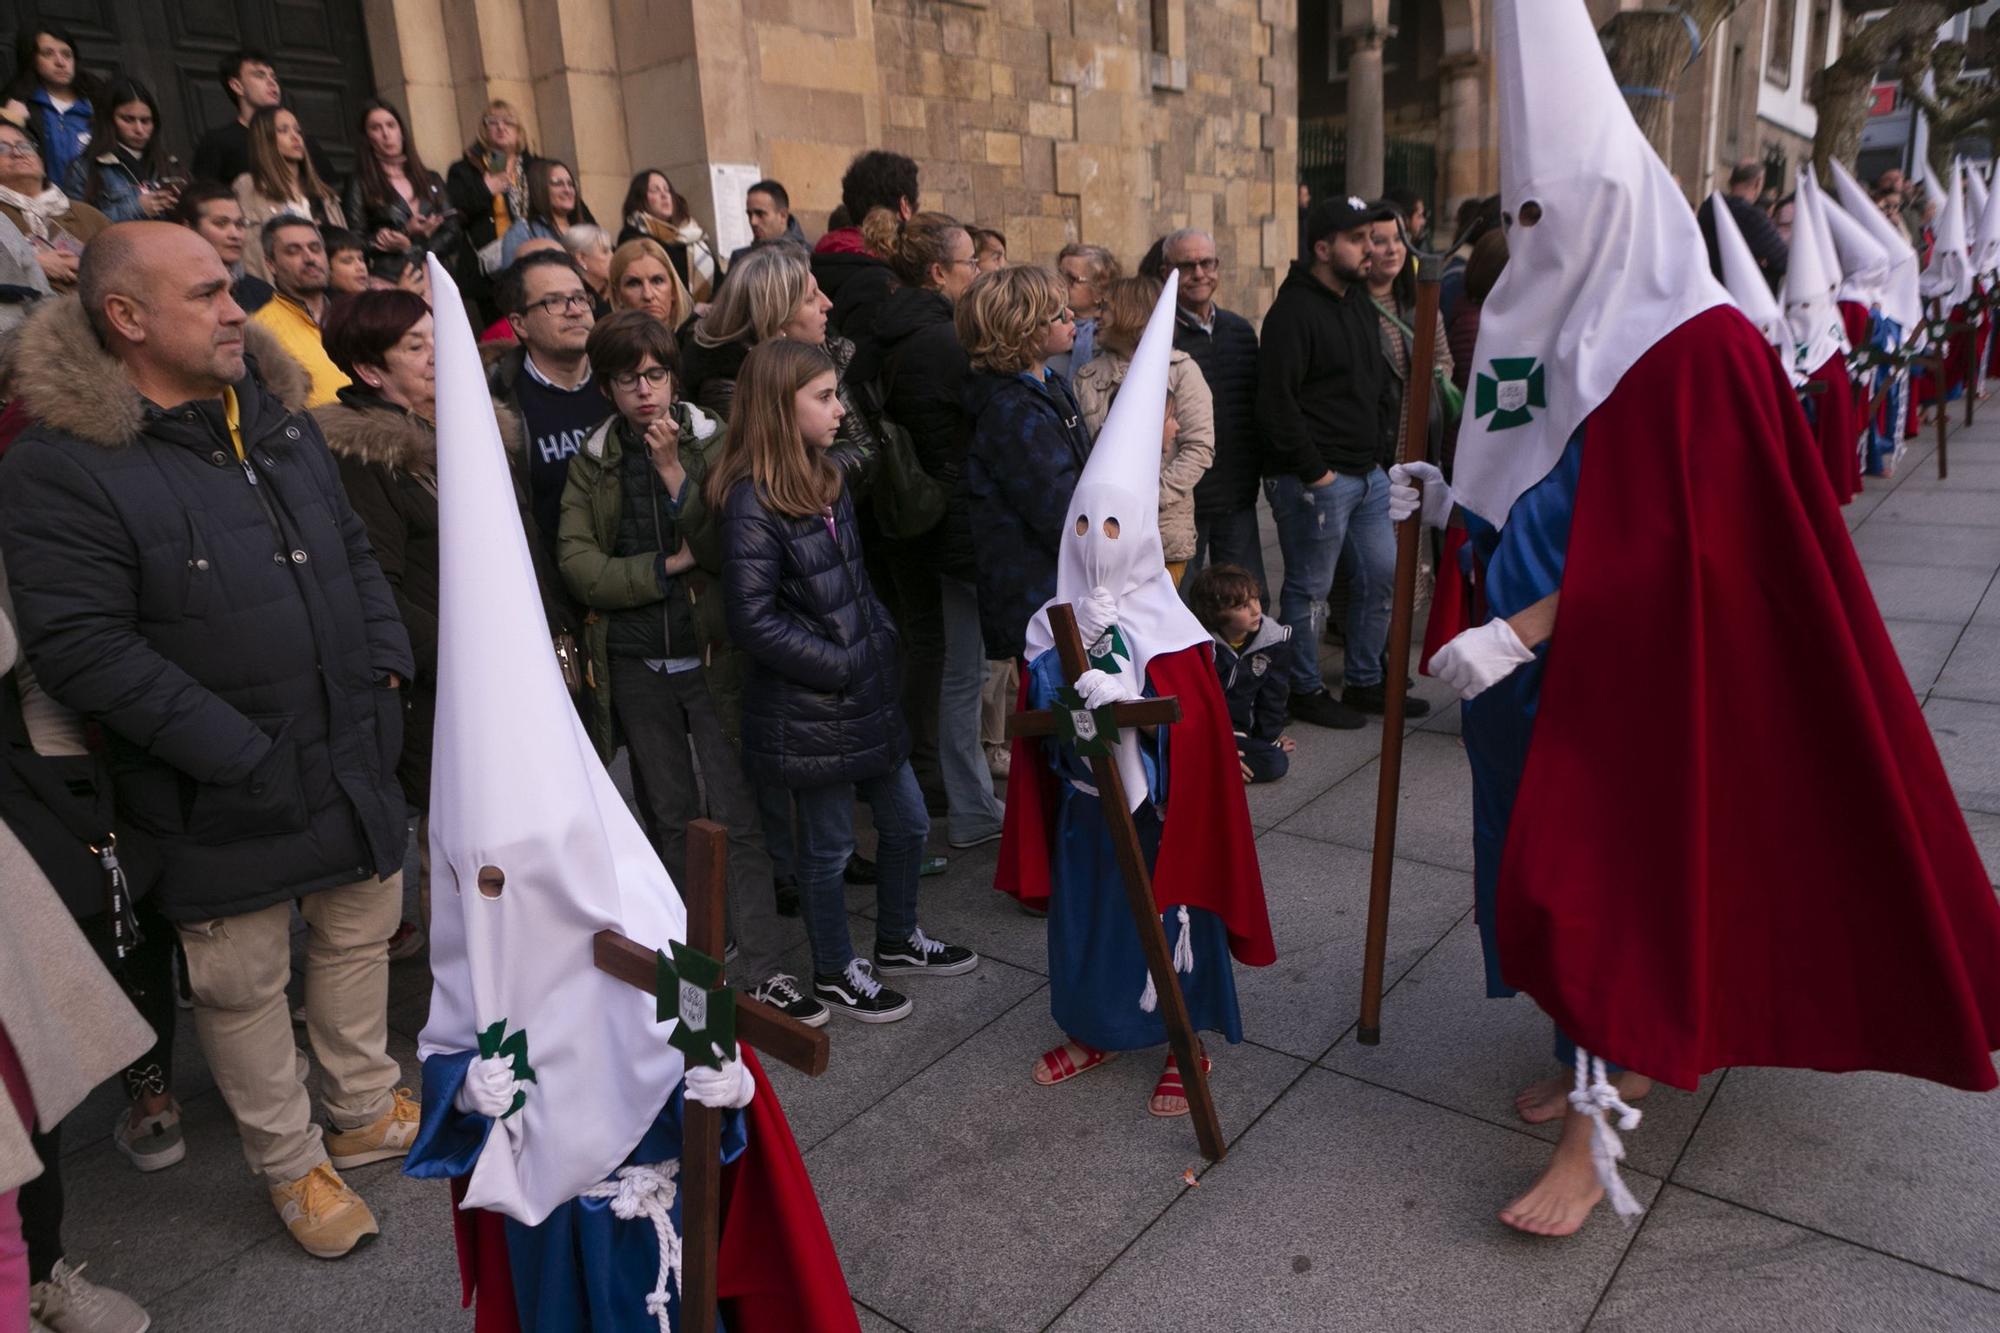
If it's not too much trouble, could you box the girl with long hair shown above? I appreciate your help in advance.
[343,98,460,272]
[1364,206,1453,471]
[5,25,96,188]
[232,105,345,281]
[712,339,979,1022]
[619,169,718,302]
[62,79,173,222]
[499,157,592,268]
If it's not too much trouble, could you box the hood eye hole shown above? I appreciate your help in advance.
[478,865,506,899]
[1101,517,1120,539]
[1519,200,1542,226]
[1074,515,1088,536]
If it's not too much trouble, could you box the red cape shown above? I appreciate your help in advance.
[1804,350,1859,506]
[996,643,1277,967]
[448,1049,857,1333]
[1912,300,1975,411]
[1495,304,2000,1092]
[1838,301,1872,497]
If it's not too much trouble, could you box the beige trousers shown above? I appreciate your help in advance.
[179,872,403,1184]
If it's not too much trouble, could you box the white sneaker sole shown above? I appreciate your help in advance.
[874,953,981,978]
[815,992,913,1023]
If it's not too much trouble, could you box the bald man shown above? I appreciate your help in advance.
[0,222,416,1260]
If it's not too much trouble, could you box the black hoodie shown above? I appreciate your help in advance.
[1256,262,1396,482]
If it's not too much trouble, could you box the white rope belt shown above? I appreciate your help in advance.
[579,1161,683,1329]
[1568,1047,1645,1221]
[1139,905,1195,1013]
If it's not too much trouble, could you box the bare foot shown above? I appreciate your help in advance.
[1499,1108,1603,1237]
[1514,1070,1652,1125]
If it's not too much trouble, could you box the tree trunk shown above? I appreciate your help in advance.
[1809,2,1979,185]
[1600,0,1745,160]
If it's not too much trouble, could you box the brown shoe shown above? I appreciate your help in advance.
[325,1087,421,1169]
[270,1162,379,1259]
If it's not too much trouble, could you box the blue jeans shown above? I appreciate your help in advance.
[1263,469,1394,695]
[793,762,930,975]
[938,575,1004,842]
[1190,504,1269,600]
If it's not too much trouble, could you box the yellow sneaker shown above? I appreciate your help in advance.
[325,1087,421,1169]
[270,1162,379,1259]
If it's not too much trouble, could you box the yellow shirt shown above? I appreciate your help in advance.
[250,294,350,408]
[223,386,245,461]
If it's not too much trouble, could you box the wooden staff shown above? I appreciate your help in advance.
[1356,274,1443,1046]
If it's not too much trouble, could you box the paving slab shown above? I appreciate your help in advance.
[1242,715,1383,829]
[1883,617,1969,695]
[1233,831,1471,1061]
[1934,623,2000,704]
[1848,519,2000,570]
[765,954,1047,1154]
[1869,488,2000,528]
[1673,1065,2000,1286]
[1589,1185,2000,1333]
[1897,459,2000,492]
[805,996,1308,1333]
[1963,809,2000,885]
[856,1302,911,1332]
[890,838,1052,978]
[1924,695,2000,814]
[1321,917,1716,1178]
[1861,563,1996,624]
[1047,1069,1655,1333]
[1976,579,2000,625]
[1275,730,1475,872]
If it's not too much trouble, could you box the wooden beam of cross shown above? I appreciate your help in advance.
[591,818,830,1332]
[1004,602,1226,1162]
[1356,274,1442,1046]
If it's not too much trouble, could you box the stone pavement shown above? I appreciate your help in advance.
[51,419,2000,1331]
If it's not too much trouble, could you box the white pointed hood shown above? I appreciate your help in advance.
[1025,272,1205,811]
[1798,173,1844,305]
[1708,190,1789,356]
[1962,161,1990,258]
[1921,159,1973,311]
[417,255,687,1226]
[1829,158,1922,334]
[1451,0,1729,528]
[1814,184,1891,309]
[1972,162,2000,275]
[1780,172,1849,376]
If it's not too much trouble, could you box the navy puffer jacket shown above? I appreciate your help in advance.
[720,479,907,788]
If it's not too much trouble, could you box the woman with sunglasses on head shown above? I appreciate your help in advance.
[500,157,593,269]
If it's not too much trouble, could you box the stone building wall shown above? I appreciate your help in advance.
[364,0,1298,316]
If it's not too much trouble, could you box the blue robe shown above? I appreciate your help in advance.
[407,1049,746,1333]
[1865,313,1904,477]
[1458,430,1604,1069]
[1027,651,1243,1051]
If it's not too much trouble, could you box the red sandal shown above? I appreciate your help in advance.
[1148,1049,1213,1117]
[1033,1039,1115,1086]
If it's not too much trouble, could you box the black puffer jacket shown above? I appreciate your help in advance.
[719,479,907,789]
[1176,304,1265,515]
[0,298,413,923]
[868,286,976,580]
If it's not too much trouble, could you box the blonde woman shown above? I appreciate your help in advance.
[1073,276,1215,585]
[619,170,718,302]
[232,106,344,281]
[445,99,535,276]
[606,235,693,330]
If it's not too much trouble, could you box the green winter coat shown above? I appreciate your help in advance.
[556,401,725,761]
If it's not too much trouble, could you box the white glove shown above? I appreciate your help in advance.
[1072,667,1138,710]
[1073,586,1120,653]
[1426,619,1538,701]
[454,1054,523,1118]
[684,1046,756,1110]
[1388,461,1453,529]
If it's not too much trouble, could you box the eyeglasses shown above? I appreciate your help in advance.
[1048,307,1076,325]
[0,142,40,160]
[1172,257,1220,275]
[610,367,672,391]
[527,292,593,316]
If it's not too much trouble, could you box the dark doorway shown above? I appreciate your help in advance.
[4,0,375,180]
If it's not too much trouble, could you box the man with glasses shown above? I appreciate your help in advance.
[1163,228,1269,596]
[486,251,611,552]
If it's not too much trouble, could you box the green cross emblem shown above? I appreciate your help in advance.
[1051,683,1122,759]
[475,1019,537,1118]
[655,940,735,1070]
[1473,357,1547,430]
[1086,624,1130,674]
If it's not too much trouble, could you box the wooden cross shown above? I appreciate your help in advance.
[1004,602,1226,1162]
[591,818,830,1333]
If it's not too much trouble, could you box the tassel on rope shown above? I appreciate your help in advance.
[1139,907,1196,1014]
[1567,1047,1646,1221]
[579,1162,684,1331]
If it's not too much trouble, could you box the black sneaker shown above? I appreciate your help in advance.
[1342,681,1432,718]
[843,853,876,885]
[812,959,912,1023]
[1288,687,1366,730]
[749,973,829,1028]
[874,928,980,976]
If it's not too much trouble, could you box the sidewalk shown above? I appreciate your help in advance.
[51,419,2000,1331]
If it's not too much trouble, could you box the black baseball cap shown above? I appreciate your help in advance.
[1306,195,1397,246]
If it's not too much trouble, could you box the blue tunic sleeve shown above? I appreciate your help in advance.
[404,1049,493,1180]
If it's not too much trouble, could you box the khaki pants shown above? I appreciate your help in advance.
[179,872,403,1184]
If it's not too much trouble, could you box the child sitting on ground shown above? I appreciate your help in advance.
[1186,564,1295,784]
